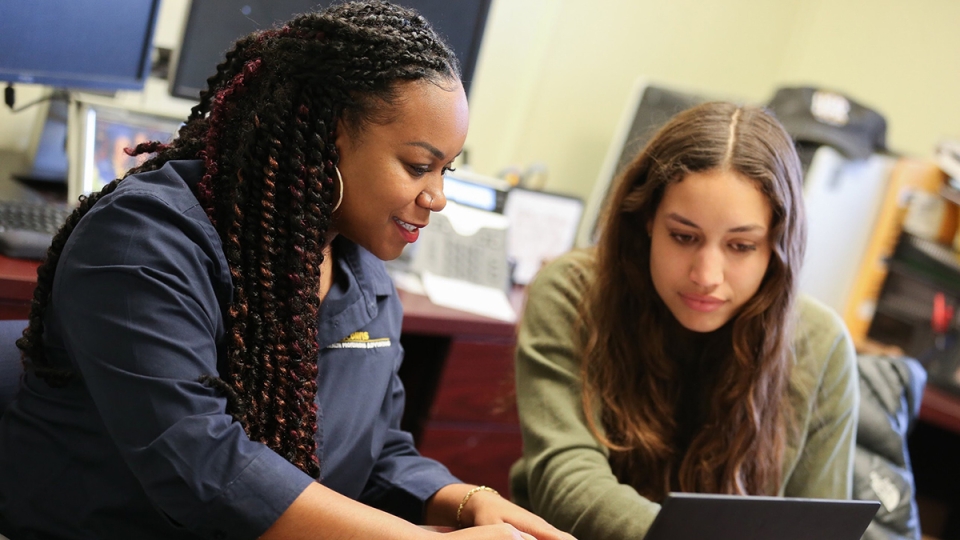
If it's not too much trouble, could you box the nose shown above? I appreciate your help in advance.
[417,177,447,212]
[429,189,447,212]
[689,247,723,290]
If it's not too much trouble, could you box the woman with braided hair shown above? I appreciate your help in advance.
[0,3,574,540]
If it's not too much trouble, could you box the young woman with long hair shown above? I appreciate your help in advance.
[0,3,574,539]
[509,102,858,539]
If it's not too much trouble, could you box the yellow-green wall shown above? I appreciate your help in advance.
[466,0,960,200]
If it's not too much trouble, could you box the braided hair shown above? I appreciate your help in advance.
[17,1,461,478]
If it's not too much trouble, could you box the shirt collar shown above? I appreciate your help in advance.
[314,236,395,348]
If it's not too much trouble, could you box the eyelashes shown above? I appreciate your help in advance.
[408,164,456,178]
[669,232,758,253]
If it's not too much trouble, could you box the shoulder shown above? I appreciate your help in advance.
[87,160,211,234]
[791,294,857,395]
[110,160,208,219]
[518,248,597,343]
[60,159,229,298]
[526,248,597,306]
[794,294,850,357]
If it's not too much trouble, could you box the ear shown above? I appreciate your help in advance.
[334,115,364,159]
[333,118,348,154]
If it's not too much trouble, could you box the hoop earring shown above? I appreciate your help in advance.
[333,166,344,212]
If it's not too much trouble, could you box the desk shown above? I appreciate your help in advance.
[397,288,524,495]
[0,255,39,319]
[920,385,960,434]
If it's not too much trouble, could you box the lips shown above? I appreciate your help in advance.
[394,217,420,232]
[679,293,725,313]
[393,217,424,243]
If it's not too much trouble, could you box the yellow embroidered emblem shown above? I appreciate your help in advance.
[327,331,391,349]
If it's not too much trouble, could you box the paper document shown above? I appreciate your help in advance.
[421,272,517,323]
[389,269,426,296]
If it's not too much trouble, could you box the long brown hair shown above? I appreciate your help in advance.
[580,102,806,501]
[17,1,460,479]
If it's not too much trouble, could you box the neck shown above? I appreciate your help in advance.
[324,230,338,247]
[318,239,336,302]
[664,316,711,362]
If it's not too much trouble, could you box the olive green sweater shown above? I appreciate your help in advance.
[509,249,858,540]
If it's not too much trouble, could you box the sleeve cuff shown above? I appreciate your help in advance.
[363,457,461,524]
[185,447,315,540]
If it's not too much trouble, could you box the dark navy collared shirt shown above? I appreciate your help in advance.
[0,160,459,540]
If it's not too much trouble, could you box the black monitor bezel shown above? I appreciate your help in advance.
[0,0,162,92]
[168,0,492,101]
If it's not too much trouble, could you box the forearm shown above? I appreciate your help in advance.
[424,483,487,528]
[526,449,660,539]
[261,482,430,540]
[424,483,577,540]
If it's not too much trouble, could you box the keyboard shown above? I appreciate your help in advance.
[0,200,73,260]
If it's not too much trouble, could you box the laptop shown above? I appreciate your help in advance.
[645,493,879,540]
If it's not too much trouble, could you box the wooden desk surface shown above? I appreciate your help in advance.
[398,287,521,339]
[920,385,960,434]
[0,253,519,338]
[0,254,40,305]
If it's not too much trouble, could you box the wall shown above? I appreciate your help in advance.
[1,0,958,204]
[774,0,960,165]
[466,0,960,200]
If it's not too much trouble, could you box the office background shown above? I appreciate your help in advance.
[2,0,959,203]
[0,2,958,538]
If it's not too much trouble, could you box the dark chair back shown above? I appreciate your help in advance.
[855,353,926,540]
[0,320,26,414]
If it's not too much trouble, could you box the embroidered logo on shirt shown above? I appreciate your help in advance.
[326,331,391,349]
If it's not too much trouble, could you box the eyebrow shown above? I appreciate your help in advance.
[666,213,766,234]
[405,141,463,161]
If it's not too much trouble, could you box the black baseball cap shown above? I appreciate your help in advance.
[767,87,887,160]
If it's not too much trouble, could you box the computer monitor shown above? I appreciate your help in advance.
[502,188,584,285]
[65,100,182,205]
[0,0,161,92]
[169,0,492,100]
[15,97,71,185]
[576,79,714,247]
[443,169,511,214]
